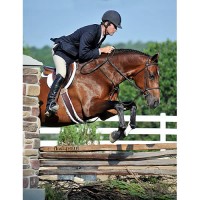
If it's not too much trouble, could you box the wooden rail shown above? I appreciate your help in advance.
[40,113,177,146]
[39,143,177,179]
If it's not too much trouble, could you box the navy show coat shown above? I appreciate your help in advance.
[51,24,106,61]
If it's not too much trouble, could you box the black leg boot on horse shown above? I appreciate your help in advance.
[45,73,64,117]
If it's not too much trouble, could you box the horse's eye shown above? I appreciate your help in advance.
[149,74,155,80]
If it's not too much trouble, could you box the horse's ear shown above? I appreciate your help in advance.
[151,53,159,63]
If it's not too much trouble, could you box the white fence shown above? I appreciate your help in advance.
[40,113,177,146]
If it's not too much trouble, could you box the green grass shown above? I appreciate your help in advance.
[104,176,176,200]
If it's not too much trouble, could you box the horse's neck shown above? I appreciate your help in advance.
[110,53,146,83]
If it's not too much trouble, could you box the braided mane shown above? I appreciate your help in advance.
[114,49,150,57]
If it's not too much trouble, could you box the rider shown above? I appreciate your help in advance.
[45,10,122,117]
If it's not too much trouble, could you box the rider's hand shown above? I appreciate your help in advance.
[99,46,115,54]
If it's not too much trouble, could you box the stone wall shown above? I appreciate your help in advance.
[23,55,43,189]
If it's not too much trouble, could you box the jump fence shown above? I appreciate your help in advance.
[39,114,177,180]
[39,143,177,180]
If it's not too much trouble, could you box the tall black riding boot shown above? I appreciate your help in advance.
[45,73,64,117]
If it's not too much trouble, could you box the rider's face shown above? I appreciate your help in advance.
[106,23,117,36]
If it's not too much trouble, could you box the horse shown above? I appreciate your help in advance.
[39,49,160,143]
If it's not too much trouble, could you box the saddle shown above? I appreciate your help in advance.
[43,62,76,88]
[42,63,84,123]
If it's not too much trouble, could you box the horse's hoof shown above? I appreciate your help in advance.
[109,131,121,143]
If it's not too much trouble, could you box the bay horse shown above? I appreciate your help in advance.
[39,49,160,143]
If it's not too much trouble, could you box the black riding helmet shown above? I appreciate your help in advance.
[102,10,122,29]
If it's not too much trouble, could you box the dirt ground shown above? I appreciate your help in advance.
[67,183,135,200]
[39,175,177,200]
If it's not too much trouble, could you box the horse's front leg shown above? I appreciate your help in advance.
[130,105,137,129]
[122,101,137,128]
[109,102,127,143]
[124,105,137,136]
[115,103,126,130]
[84,99,127,143]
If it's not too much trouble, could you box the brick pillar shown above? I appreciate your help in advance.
[23,56,42,189]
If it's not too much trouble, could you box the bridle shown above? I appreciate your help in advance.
[80,49,160,99]
[130,57,160,97]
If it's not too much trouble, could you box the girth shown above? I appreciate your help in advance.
[60,88,84,124]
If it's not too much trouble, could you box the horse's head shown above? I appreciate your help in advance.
[83,49,160,109]
[133,53,160,109]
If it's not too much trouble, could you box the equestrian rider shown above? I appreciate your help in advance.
[45,10,122,117]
